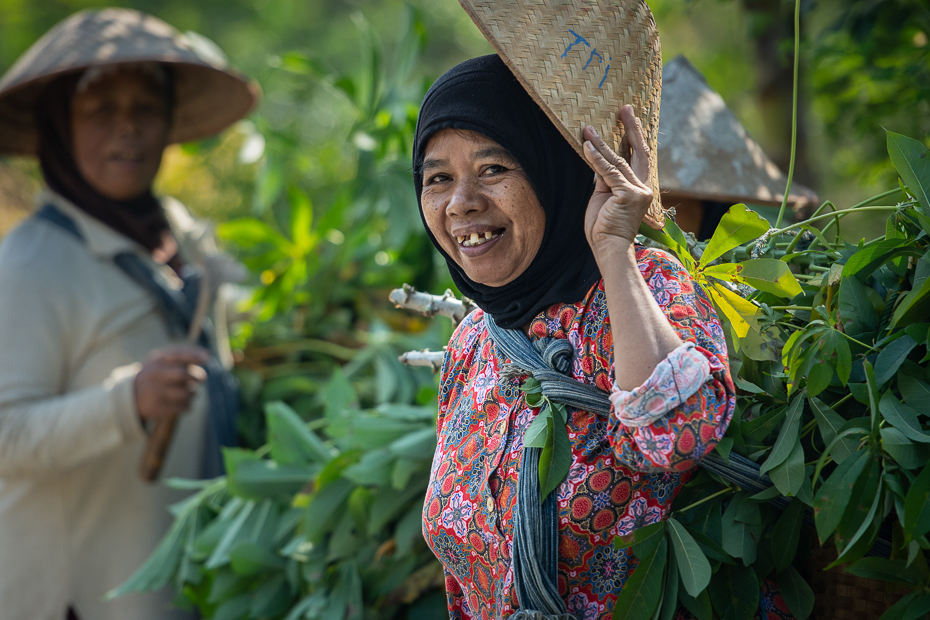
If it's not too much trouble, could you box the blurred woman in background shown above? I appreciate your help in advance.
[0,9,257,619]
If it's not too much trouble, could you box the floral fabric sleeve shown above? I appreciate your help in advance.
[606,247,736,473]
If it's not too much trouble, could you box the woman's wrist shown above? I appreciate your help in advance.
[591,236,636,271]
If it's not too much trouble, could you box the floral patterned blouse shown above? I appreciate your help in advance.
[423,246,740,620]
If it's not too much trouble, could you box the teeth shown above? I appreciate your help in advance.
[459,231,500,247]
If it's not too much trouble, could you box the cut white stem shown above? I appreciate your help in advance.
[397,349,446,372]
[389,284,477,325]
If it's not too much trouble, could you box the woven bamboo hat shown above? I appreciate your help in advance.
[458,0,664,228]
[657,56,817,208]
[0,8,259,156]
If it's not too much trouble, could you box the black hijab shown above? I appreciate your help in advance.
[413,55,600,329]
[36,67,173,252]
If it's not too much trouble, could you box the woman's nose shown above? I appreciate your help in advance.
[113,108,142,138]
[445,177,485,217]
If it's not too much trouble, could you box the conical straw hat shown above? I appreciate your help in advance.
[0,8,260,156]
[657,56,817,207]
[458,0,664,228]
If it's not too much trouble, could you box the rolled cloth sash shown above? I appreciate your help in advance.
[483,314,764,618]
[35,204,238,478]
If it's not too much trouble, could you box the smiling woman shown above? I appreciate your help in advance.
[412,55,789,620]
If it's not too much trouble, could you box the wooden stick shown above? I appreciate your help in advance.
[397,349,446,372]
[139,269,212,482]
[388,285,477,326]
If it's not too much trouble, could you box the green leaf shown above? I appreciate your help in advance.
[899,373,930,413]
[813,449,869,543]
[838,276,878,335]
[709,563,758,620]
[613,535,667,620]
[266,401,334,465]
[843,239,923,281]
[845,557,923,586]
[685,527,736,565]
[864,360,882,437]
[776,566,814,620]
[720,497,757,564]
[229,541,285,576]
[523,404,551,448]
[904,463,930,541]
[806,357,834,398]
[880,391,930,443]
[667,518,712,597]
[874,336,918,386]
[620,522,667,555]
[834,459,882,561]
[769,437,805,496]
[251,574,293,618]
[659,545,680,620]
[821,329,852,386]
[887,130,930,212]
[289,187,315,250]
[881,427,930,469]
[213,593,251,620]
[759,392,804,475]
[878,593,922,620]
[735,258,803,297]
[771,498,804,573]
[218,218,289,249]
[701,204,770,266]
[387,427,438,459]
[663,219,696,270]
[809,397,856,463]
[679,587,713,620]
[538,416,571,500]
[303,478,354,541]
[894,278,930,328]
[715,437,734,463]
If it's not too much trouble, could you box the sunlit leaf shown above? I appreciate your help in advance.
[701,204,770,266]
[706,283,761,338]
[734,259,803,298]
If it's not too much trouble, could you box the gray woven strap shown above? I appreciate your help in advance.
[484,315,772,618]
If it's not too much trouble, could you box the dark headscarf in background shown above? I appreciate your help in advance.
[413,55,599,330]
[36,67,173,252]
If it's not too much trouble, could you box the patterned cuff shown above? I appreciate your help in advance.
[610,342,712,428]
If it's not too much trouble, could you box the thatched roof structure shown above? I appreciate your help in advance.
[657,56,816,207]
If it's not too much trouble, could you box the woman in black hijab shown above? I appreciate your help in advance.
[417,56,741,619]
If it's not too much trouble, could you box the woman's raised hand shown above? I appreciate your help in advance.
[581,105,654,258]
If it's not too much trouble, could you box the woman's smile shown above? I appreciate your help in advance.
[420,129,545,287]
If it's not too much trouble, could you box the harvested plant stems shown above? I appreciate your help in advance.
[397,349,446,372]
[389,284,477,325]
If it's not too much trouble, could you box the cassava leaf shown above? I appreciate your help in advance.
[771,499,804,573]
[759,392,805,476]
[538,415,571,501]
[776,566,814,620]
[813,449,869,543]
[613,535,667,620]
[701,204,770,266]
[667,518,712,597]
[874,336,918,386]
[880,391,930,443]
[887,130,930,212]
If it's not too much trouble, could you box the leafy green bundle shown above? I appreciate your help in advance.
[613,132,930,620]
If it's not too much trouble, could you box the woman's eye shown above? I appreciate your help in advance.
[426,173,450,185]
[483,164,507,176]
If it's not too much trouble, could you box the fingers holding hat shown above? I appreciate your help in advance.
[580,106,654,249]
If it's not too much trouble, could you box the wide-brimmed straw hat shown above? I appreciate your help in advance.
[657,56,817,208]
[0,8,260,156]
[458,0,665,228]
